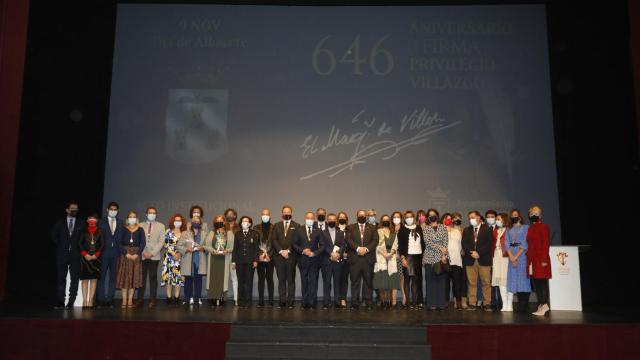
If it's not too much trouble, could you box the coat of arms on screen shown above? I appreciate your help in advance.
[165,89,229,164]
[556,251,568,266]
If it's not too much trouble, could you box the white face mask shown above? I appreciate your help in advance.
[147,213,156,222]
[108,210,118,218]
[261,215,270,223]
[127,217,137,225]
[305,219,314,227]
[486,217,496,225]
[173,221,182,229]
[405,217,414,226]
[495,220,503,228]
[392,217,402,225]
[241,221,251,230]
[470,218,478,227]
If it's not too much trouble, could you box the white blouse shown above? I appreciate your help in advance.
[408,231,422,255]
[447,228,463,267]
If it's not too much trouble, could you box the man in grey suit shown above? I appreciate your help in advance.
[136,207,166,308]
[271,204,299,308]
[346,209,379,310]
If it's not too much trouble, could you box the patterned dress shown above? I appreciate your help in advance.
[161,229,184,287]
[505,225,532,293]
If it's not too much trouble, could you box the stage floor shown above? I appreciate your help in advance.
[1,302,638,326]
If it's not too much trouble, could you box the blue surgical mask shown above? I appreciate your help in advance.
[261,215,270,223]
[367,216,376,225]
[147,213,156,222]
[305,219,314,227]
[192,222,200,230]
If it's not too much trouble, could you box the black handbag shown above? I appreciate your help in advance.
[433,258,450,275]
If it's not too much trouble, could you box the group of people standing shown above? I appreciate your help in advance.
[53,202,552,316]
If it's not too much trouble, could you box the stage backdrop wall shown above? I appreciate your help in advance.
[104,4,561,240]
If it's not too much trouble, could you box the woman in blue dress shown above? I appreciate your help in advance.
[505,209,532,313]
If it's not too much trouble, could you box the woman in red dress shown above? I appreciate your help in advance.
[526,205,552,316]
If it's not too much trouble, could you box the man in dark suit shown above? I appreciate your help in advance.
[293,211,324,309]
[96,201,124,307]
[319,213,346,309]
[270,204,299,308]
[51,201,84,309]
[346,209,379,310]
[461,210,494,311]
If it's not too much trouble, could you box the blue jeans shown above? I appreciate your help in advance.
[184,274,203,301]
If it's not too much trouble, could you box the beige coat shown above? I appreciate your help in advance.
[374,229,398,275]
[177,229,208,276]
[203,230,234,290]
[139,221,166,261]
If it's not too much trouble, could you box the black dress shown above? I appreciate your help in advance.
[79,230,105,280]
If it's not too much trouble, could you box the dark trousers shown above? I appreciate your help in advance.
[425,263,447,308]
[339,261,349,302]
[516,292,531,312]
[321,261,343,305]
[56,254,79,304]
[256,261,274,303]
[298,258,320,306]
[533,279,550,305]
[404,254,423,305]
[139,259,159,300]
[492,286,503,308]
[449,265,465,301]
[184,274,203,301]
[236,263,255,307]
[274,255,296,303]
[97,251,118,302]
[349,259,373,305]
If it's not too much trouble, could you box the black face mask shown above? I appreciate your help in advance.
[282,214,292,221]
[327,221,336,228]
[428,215,438,223]
[381,220,391,228]
[317,214,326,222]
[529,215,540,223]
[510,217,520,224]
[225,216,236,223]
[214,222,224,229]
[357,216,367,224]
[69,210,78,217]
[338,218,347,225]
[453,219,462,226]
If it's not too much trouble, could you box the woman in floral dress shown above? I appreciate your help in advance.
[162,214,185,305]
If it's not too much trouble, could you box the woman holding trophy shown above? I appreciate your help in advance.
[205,215,234,306]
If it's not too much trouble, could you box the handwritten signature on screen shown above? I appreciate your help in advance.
[299,108,461,180]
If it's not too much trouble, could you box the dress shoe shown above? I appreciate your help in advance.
[322,304,330,310]
[350,304,360,310]
[533,304,550,316]
[467,304,477,311]
[257,301,264,308]
[54,302,65,309]
[66,301,75,309]
[268,301,274,308]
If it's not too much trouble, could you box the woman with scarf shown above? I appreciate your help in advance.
[79,215,104,308]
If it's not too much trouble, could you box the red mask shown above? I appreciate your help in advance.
[443,218,452,226]
[88,220,97,234]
